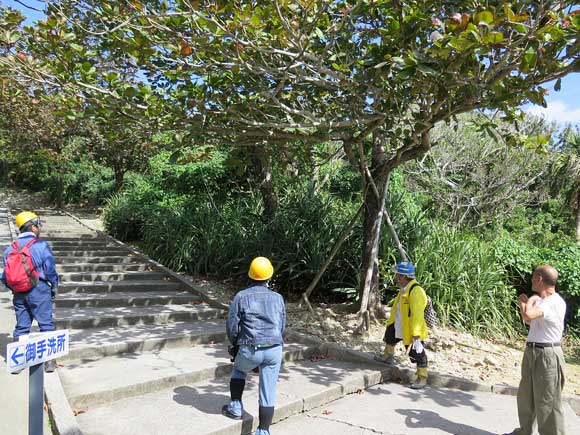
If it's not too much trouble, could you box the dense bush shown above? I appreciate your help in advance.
[102,150,580,338]
[493,235,580,334]
[104,175,362,297]
[3,147,116,205]
[45,160,115,205]
[4,148,53,190]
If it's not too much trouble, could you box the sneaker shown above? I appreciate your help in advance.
[255,429,270,435]
[45,359,56,373]
[409,377,427,390]
[222,400,243,420]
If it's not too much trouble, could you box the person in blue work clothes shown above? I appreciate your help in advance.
[1,211,59,373]
[222,256,286,435]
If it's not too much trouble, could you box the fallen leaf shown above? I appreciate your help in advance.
[72,408,88,416]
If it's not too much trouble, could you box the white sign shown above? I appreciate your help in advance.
[6,330,69,374]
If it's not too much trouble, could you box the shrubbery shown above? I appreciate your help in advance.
[101,149,580,338]
[3,147,116,205]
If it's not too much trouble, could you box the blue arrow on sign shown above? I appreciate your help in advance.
[11,346,24,365]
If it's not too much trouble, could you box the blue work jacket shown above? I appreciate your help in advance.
[1,232,59,294]
[227,285,286,346]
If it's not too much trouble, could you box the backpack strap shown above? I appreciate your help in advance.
[23,238,40,249]
[11,238,39,251]
[407,282,421,318]
[408,282,420,295]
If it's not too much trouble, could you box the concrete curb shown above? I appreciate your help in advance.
[44,371,83,435]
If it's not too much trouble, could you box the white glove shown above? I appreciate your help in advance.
[413,339,424,354]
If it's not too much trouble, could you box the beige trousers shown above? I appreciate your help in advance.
[514,345,566,435]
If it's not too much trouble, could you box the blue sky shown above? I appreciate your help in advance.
[3,0,580,126]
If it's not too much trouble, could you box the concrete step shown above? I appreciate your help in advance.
[49,244,116,251]
[52,249,131,257]
[61,343,315,409]
[65,320,227,360]
[74,357,388,435]
[57,263,155,273]
[54,290,202,308]
[43,236,103,242]
[58,280,182,294]
[43,232,97,237]
[53,303,225,329]
[45,237,110,244]
[55,255,145,264]
[58,271,168,282]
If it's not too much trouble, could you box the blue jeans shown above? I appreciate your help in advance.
[231,344,282,407]
[12,282,55,339]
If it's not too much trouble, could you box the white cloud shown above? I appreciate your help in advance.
[526,100,580,124]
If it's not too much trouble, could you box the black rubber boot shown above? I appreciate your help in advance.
[230,378,245,401]
[258,406,275,432]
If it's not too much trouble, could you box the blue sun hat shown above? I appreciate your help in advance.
[392,261,416,278]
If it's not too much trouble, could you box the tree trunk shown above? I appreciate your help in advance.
[252,147,278,226]
[114,167,125,192]
[576,190,580,244]
[356,135,390,331]
[55,171,64,209]
[1,160,8,186]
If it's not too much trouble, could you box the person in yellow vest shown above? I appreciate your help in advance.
[374,261,429,389]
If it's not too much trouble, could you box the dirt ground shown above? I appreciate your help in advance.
[3,188,579,397]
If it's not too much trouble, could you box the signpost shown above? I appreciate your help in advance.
[6,330,69,435]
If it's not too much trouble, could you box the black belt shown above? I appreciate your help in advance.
[526,342,561,348]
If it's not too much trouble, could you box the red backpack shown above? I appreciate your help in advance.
[5,238,40,292]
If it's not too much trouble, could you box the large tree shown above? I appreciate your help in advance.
[1,0,579,329]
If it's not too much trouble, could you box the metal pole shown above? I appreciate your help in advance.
[29,363,44,435]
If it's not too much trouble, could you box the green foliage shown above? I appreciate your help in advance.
[102,145,580,337]
[491,234,580,334]
[148,148,232,195]
[46,160,115,205]
[104,172,362,296]
[2,142,115,205]
[4,148,53,189]
[415,225,521,338]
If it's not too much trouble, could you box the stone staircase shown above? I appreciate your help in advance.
[5,209,391,435]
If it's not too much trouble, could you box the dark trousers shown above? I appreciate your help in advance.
[383,323,428,368]
[12,282,55,339]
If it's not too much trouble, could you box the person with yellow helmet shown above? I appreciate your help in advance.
[1,211,59,373]
[222,257,286,435]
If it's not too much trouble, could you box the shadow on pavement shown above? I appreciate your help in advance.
[396,408,498,435]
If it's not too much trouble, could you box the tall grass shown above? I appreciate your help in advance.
[104,179,362,297]
[379,202,521,338]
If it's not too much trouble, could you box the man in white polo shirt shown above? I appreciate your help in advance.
[505,264,567,435]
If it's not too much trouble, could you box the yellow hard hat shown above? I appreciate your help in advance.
[248,257,274,281]
[15,211,40,230]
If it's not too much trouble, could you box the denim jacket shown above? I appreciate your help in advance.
[226,285,286,346]
[1,233,59,294]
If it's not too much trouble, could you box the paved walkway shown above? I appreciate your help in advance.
[273,382,580,435]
